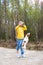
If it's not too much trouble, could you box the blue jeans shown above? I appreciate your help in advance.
[16,39,24,55]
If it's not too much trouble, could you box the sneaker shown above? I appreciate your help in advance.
[17,55,21,58]
[17,54,21,58]
[21,54,25,58]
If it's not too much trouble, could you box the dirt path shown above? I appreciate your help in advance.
[0,47,43,65]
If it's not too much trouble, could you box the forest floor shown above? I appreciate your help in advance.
[0,47,43,65]
[0,40,43,50]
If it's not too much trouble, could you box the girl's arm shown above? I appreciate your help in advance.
[15,25,19,30]
[23,25,27,31]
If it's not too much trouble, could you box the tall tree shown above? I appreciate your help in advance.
[0,0,2,39]
[33,0,40,41]
[40,2,43,39]
[3,0,9,40]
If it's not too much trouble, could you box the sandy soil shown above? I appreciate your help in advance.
[0,47,43,65]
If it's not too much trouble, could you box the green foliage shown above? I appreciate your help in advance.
[0,0,42,41]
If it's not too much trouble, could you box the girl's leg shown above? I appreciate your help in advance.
[16,39,20,57]
[19,40,24,57]
[21,47,24,55]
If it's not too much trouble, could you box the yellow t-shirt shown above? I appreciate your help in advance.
[15,25,27,39]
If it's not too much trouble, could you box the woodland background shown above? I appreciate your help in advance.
[0,0,43,50]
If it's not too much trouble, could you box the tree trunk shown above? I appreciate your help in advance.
[4,0,8,41]
[35,23,38,42]
[24,0,27,24]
